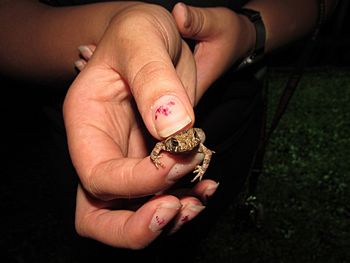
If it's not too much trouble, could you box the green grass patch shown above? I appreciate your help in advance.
[197,68,350,263]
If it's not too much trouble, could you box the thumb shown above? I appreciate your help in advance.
[172,2,218,41]
[100,8,196,139]
[128,53,195,139]
[172,3,236,94]
[172,3,221,94]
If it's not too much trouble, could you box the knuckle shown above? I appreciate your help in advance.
[84,173,104,199]
[111,4,172,31]
[75,211,91,238]
[187,8,206,37]
[83,166,112,201]
[112,222,150,250]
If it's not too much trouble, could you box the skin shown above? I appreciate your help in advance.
[0,0,338,249]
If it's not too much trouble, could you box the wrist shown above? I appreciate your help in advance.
[235,8,266,70]
[237,13,257,60]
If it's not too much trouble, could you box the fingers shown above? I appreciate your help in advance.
[64,106,205,200]
[75,185,182,249]
[78,45,96,60]
[75,180,219,248]
[74,45,96,71]
[65,47,202,201]
[168,179,219,234]
[180,179,220,202]
[169,196,205,235]
[81,151,205,201]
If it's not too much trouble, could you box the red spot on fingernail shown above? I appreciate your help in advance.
[154,101,176,120]
[181,215,189,222]
[156,215,165,226]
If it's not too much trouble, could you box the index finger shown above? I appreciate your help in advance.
[81,150,205,201]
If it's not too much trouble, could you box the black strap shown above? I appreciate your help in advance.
[236,8,266,69]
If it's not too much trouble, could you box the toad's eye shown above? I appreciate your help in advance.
[193,129,198,138]
[170,138,179,147]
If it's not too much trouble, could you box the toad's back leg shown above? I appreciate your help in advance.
[192,143,214,182]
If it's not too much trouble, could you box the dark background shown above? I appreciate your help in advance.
[1,2,349,262]
[269,1,349,69]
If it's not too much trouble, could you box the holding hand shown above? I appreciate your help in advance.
[63,3,218,248]
[172,3,256,96]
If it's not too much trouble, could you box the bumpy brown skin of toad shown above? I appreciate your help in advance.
[150,128,214,182]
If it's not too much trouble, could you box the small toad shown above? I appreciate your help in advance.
[150,128,214,182]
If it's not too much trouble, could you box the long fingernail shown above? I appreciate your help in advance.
[203,182,220,204]
[78,45,93,59]
[170,204,206,234]
[149,202,182,232]
[205,182,220,197]
[74,59,87,71]
[152,95,192,138]
[167,153,204,181]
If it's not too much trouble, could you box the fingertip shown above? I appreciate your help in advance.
[168,197,205,235]
[78,45,94,60]
[203,181,220,197]
[172,2,191,29]
[173,4,217,41]
[150,94,194,138]
[74,59,87,71]
[147,196,182,233]
[184,179,220,203]
[125,195,182,248]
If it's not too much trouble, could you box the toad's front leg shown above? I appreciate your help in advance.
[192,143,214,182]
[150,142,166,168]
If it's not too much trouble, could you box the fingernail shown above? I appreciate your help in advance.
[205,182,220,197]
[167,153,204,181]
[203,182,220,204]
[149,202,182,232]
[152,95,192,138]
[170,204,206,234]
[74,59,86,71]
[78,45,93,59]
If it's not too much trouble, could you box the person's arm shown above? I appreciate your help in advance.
[0,0,138,82]
[243,0,338,53]
[172,0,338,95]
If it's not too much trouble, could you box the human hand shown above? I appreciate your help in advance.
[63,4,218,248]
[172,3,256,99]
[75,3,256,105]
